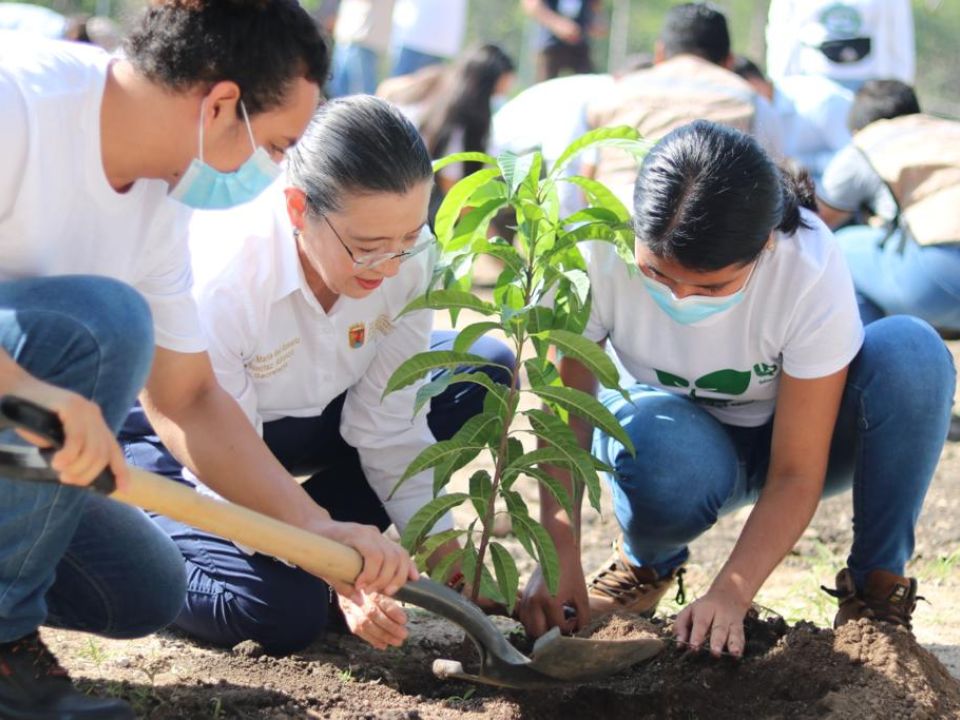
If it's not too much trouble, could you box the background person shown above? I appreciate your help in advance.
[766,0,915,92]
[518,121,954,658]
[585,2,783,207]
[0,1,332,717]
[732,55,853,185]
[389,0,468,77]
[122,96,514,654]
[817,79,960,335]
[329,0,395,97]
[522,0,600,81]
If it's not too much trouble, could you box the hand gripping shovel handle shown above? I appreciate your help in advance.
[0,395,364,585]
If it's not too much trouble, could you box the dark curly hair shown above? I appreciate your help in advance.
[633,120,815,271]
[125,0,330,116]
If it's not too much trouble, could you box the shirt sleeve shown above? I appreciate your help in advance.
[780,236,864,379]
[580,242,611,343]
[195,277,263,433]
[0,72,27,223]
[817,143,887,215]
[134,206,208,354]
[340,255,454,533]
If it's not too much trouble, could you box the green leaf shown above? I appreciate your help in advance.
[413,372,453,417]
[468,469,493,518]
[514,466,575,522]
[513,515,561,596]
[497,150,536,197]
[461,541,506,604]
[432,413,502,494]
[534,328,621,390]
[429,546,465,585]
[480,241,526,277]
[447,198,509,252]
[384,351,510,396]
[399,493,469,553]
[551,126,647,179]
[413,529,465,572]
[524,358,560,388]
[399,290,497,317]
[559,175,632,222]
[435,168,503,244]
[532,385,635,455]
[452,321,503,354]
[432,151,498,174]
[560,269,591,306]
[523,408,603,512]
[490,542,520,616]
[393,440,485,492]
[439,371,511,410]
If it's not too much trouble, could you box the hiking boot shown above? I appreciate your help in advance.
[0,631,134,720]
[586,536,686,618]
[823,568,920,631]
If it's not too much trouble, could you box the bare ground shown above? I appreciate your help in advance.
[43,338,960,718]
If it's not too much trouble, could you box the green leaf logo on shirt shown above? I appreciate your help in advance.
[753,362,779,378]
[654,368,752,397]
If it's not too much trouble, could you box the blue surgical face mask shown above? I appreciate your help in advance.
[170,100,282,210]
[640,259,760,325]
[490,94,508,114]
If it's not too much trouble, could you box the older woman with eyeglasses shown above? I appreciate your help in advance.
[120,95,513,655]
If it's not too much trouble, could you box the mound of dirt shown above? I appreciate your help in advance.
[68,613,960,719]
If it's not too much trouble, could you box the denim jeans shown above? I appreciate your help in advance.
[329,43,380,97]
[593,316,955,590]
[119,329,515,653]
[391,46,445,77]
[837,225,960,333]
[0,276,186,642]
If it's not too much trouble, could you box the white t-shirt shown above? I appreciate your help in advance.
[391,0,466,59]
[0,33,204,352]
[582,209,864,427]
[766,0,915,85]
[773,75,853,180]
[186,182,446,532]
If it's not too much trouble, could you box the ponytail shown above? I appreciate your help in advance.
[776,161,815,236]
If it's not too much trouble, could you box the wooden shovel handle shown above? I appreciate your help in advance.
[113,466,365,584]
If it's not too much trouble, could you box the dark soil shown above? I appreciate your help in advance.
[64,609,960,720]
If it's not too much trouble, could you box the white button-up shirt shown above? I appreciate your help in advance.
[187,183,446,532]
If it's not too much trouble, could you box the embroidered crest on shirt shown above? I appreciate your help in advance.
[348,322,366,349]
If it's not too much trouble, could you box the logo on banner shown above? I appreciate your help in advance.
[348,322,366,349]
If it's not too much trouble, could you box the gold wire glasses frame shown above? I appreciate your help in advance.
[322,215,435,270]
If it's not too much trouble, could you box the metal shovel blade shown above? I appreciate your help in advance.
[395,579,664,689]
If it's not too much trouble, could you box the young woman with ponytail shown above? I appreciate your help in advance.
[518,120,954,658]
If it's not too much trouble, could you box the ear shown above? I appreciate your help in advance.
[653,40,666,64]
[285,187,308,232]
[202,80,243,132]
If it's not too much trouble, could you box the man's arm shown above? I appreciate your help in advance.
[140,347,417,596]
[521,0,582,44]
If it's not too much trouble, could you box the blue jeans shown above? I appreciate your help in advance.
[329,43,380,97]
[0,276,186,642]
[120,330,514,653]
[391,46,445,77]
[837,225,960,333]
[593,316,955,590]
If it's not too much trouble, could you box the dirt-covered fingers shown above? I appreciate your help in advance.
[338,592,409,650]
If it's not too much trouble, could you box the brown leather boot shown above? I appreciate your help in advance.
[823,568,920,630]
[586,536,686,618]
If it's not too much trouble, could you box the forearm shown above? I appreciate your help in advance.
[141,383,331,531]
[712,476,822,604]
[522,0,569,34]
[539,413,593,546]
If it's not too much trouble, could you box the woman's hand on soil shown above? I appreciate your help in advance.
[674,587,751,658]
[337,590,409,651]
[7,376,129,490]
[518,554,590,638]
[319,521,418,600]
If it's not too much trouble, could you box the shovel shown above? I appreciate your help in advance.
[0,395,663,689]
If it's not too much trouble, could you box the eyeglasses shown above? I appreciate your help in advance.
[322,215,435,270]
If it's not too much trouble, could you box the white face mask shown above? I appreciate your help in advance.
[639,257,761,326]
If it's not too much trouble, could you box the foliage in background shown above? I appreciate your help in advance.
[383,128,647,609]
